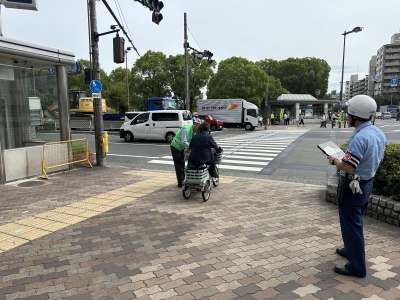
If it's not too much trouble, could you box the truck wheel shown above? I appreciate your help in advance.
[244,123,252,131]
[165,132,175,143]
[210,125,217,131]
[124,132,134,142]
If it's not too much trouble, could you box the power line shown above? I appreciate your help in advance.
[113,0,134,46]
[187,27,202,51]
[102,0,140,56]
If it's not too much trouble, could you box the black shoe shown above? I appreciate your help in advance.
[336,247,349,259]
[334,265,365,278]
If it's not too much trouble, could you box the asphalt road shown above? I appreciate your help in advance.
[36,119,399,186]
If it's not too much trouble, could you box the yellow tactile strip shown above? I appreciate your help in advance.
[0,171,237,254]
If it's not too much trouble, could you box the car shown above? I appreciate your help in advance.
[381,112,391,120]
[197,114,224,131]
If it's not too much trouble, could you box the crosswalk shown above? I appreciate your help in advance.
[148,130,308,172]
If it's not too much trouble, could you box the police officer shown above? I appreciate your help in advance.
[328,95,386,278]
[170,117,202,187]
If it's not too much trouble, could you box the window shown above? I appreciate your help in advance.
[182,112,191,121]
[135,113,149,124]
[165,113,179,121]
[153,100,163,108]
[152,113,164,121]
[247,109,257,118]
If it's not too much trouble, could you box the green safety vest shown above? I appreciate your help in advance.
[171,124,194,151]
[271,113,274,118]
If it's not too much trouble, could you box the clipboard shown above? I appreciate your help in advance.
[317,141,345,160]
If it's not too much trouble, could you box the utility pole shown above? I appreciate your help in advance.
[184,12,190,111]
[125,47,132,112]
[89,0,105,166]
[264,85,268,130]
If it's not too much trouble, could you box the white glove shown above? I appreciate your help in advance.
[349,174,363,194]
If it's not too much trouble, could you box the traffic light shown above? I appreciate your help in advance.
[113,35,125,64]
[151,0,163,25]
[84,68,92,84]
[203,50,214,65]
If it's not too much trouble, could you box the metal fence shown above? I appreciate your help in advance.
[41,138,93,179]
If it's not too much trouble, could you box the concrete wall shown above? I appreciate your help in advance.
[3,145,68,182]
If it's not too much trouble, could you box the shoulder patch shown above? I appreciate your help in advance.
[343,153,352,161]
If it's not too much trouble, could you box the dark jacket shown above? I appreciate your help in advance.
[187,131,218,169]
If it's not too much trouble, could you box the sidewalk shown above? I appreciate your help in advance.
[0,166,399,299]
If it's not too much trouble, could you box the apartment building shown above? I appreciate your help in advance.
[373,33,400,102]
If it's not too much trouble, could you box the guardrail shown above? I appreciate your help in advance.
[41,138,93,179]
[54,119,123,131]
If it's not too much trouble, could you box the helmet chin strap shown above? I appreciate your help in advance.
[350,115,356,127]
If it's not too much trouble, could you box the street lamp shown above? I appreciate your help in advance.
[339,26,363,103]
[125,47,132,111]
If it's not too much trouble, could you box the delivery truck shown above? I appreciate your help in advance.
[197,99,259,131]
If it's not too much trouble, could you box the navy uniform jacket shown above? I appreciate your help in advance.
[187,131,218,169]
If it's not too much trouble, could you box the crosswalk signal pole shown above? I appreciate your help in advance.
[264,85,268,130]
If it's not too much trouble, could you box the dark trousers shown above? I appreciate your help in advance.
[171,145,185,184]
[188,161,218,178]
[270,118,274,125]
[337,180,373,277]
[298,119,304,126]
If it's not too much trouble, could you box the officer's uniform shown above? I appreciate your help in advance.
[171,124,194,186]
[338,121,386,277]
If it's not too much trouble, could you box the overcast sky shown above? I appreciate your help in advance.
[2,0,400,95]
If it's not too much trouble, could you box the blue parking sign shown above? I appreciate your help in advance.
[390,77,398,86]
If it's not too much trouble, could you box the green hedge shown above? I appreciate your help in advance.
[340,142,400,201]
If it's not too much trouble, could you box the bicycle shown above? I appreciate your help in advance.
[182,149,222,202]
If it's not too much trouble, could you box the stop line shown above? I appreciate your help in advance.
[148,130,308,172]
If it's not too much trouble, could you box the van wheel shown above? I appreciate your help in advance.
[165,132,175,143]
[210,125,217,131]
[244,123,252,131]
[124,132,134,142]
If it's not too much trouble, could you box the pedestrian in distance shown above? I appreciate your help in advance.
[187,122,220,184]
[283,113,287,125]
[320,113,327,128]
[338,111,343,128]
[328,95,386,278]
[170,116,202,188]
[331,112,337,128]
[270,112,275,125]
[286,113,290,125]
[329,112,332,122]
[343,111,348,128]
[297,113,305,127]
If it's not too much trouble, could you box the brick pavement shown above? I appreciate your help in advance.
[0,166,399,299]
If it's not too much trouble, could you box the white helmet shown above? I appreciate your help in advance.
[346,95,377,120]
[192,117,203,124]
[193,112,198,116]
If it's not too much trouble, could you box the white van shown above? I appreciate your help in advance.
[119,110,192,142]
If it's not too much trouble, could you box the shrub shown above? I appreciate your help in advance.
[72,144,87,155]
[340,142,400,201]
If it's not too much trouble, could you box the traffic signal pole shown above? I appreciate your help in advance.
[89,0,106,166]
[184,12,190,111]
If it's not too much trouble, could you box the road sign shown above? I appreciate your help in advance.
[92,93,101,99]
[315,89,320,96]
[390,77,398,87]
[90,80,102,93]
[372,75,382,82]
[47,62,82,75]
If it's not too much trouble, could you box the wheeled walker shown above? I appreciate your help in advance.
[182,150,222,201]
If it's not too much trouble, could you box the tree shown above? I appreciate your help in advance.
[207,57,288,107]
[256,57,331,97]
[131,50,171,102]
[166,53,215,111]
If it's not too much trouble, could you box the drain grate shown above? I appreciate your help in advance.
[17,181,46,188]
